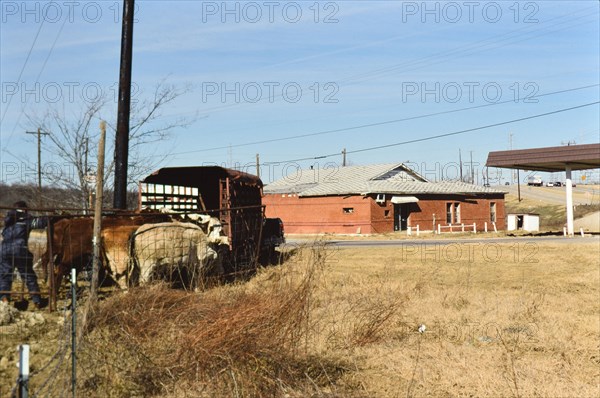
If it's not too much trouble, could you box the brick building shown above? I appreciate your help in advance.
[263,163,506,234]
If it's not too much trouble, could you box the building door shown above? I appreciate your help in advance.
[394,204,409,231]
[517,215,524,230]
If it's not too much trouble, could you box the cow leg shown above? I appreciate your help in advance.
[115,274,128,290]
[139,261,154,284]
[53,265,64,303]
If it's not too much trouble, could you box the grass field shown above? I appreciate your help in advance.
[316,240,599,397]
[1,239,599,397]
[505,193,600,230]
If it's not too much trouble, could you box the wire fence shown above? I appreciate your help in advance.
[0,204,267,306]
[4,287,72,398]
[0,203,275,396]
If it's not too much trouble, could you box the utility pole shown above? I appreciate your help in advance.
[459,149,463,182]
[469,151,474,184]
[517,168,521,202]
[255,153,260,179]
[25,128,49,207]
[113,0,135,209]
[342,148,347,167]
[509,132,517,184]
[84,138,93,211]
[84,137,89,176]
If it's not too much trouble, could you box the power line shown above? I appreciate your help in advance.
[0,19,46,125]
[168,6,598,117]
[170,84,599,156]
[264,101,600,164]
[339,7,597,85]
[6,15,69,144]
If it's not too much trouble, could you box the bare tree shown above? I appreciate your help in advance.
[25,81,194,210]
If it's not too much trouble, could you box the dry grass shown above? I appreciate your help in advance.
[505,195,566,229]
[2,238,598,397]
[505,193,600,230]
[317,240,600,397]
[76,242,360,397]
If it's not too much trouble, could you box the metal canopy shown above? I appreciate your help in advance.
[486,143,600,236]
[486,143,600,172]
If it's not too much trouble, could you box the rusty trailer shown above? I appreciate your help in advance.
[139,166,264,272]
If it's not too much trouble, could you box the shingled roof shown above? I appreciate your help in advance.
[264,163,505,197]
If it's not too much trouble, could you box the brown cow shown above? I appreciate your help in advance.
[101,224,139,289]
[44,214,172,296]
[45,217,94,292]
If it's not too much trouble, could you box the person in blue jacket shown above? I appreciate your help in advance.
[0,201,48,308]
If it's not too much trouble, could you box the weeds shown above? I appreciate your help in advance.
[76,242,366,397]
[4,241,596,397]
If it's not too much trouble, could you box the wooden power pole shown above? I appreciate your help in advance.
[256,154,260,179]
[25,128,49,207]
[114,0,135,209]
[459,149,463,182]
[470,151,474,184]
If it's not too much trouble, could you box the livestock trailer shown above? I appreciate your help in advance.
[139,166,264,271]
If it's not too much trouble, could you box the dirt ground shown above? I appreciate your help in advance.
[1,238,598,397]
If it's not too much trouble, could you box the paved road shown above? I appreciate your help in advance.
[287,235,600,248]
[501,185,599,205]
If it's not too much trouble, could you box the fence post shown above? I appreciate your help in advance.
[563,227,567,236]
[91,121,106,300]
[416,225,420,236]
[437,224,441,234]
[493,222,497,233]
[46,220,55,312]
[484,222,488,233]
[461,223,465,232]
[407,227,412,236]
[71,268,76,398]
[78,121,106,343]
[17,344,29,398]
[580,228,585,237]
[473,223,476,233]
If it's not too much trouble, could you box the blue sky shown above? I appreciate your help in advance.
[1,0,599,185]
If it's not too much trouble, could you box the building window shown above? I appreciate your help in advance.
[343,207,354,214]
[384,210,390,217]
[490,202,497,222]
[453,203,460,223]
[446,202,461,224]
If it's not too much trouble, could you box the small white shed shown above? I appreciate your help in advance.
[507,213,540,232]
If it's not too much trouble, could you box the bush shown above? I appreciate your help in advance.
[78,244,351,397]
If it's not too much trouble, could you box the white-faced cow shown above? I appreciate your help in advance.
[130,221,227,289]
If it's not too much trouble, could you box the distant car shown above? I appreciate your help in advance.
[527,175,543,186]
[505,182,510,185]
[546,182,554,187]
[553,182,562,187]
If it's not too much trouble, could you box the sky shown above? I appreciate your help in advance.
[1,0,599,186]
